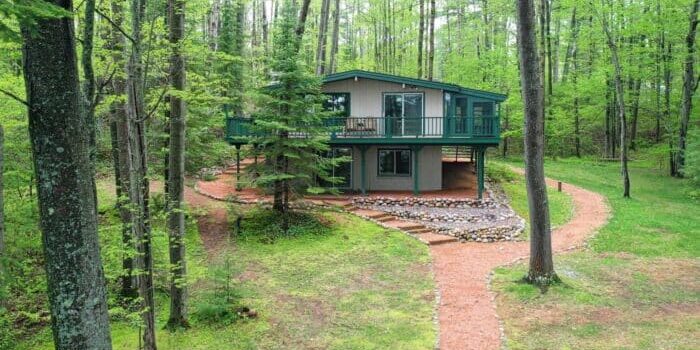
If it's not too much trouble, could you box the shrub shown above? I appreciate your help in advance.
[486,162,518,183]
[238,206,331,242]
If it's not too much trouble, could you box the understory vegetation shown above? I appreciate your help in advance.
[492,158,700,349]
[14,184,436,349]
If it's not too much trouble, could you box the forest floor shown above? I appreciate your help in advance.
[17,179,437,349]
[492,158,700,349]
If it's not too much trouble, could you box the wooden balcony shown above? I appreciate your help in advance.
[225,116,500,146]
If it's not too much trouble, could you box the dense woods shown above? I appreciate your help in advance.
[0,0,698,348]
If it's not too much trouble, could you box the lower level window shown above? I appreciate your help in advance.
[378,149,411,176]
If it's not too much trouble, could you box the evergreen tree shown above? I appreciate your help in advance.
[249,0,336,227]
[219,0,246,117]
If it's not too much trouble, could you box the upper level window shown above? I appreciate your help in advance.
[324,93,350,117]
[378,149,411,176]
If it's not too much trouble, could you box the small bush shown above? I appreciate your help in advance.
[0,309,15,350]
[486,162,518,183]
[239,206,331,242]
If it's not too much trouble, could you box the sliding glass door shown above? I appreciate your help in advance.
[384,93,423,136]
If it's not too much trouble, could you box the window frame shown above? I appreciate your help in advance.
[323,92,351,118]
[377,148,412,177]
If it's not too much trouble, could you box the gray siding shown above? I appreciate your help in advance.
[348,145,443,192]
[322,78,444,118]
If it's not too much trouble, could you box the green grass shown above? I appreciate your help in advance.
[491,157,700,349]
[487,161,573,239]
[17,203,436,349]
[502,157,699,257]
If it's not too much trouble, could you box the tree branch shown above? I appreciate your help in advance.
[95,7,135,44]
[0,88,28,107]
[137,85,169,123]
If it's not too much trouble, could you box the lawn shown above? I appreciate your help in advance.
[17,186,436,349]
[491,158,700,349]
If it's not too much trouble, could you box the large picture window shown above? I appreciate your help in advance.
[378,149,411,176]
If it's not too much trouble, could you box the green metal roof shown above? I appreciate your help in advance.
[323,70,507,102]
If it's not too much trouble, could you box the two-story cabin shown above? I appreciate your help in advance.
[226,70,506,199]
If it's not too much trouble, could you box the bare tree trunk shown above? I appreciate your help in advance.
[0,125,4,259]
[516,0,557,286]
[108,0,138,299]
[674,0,700,177]
[602,4,631,198]
[20,0,112,347]
[328,0,340,74]
[427,0,436,80]
[630,78,642,150]
[127,0,157,347]
[166,0,188,329]
[262,0,269,54]
[209,0,221,50]
[315,0,331,75]
[296,0,312,40]
[418,0,425,78]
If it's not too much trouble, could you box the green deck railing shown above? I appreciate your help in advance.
[225,116,500,143]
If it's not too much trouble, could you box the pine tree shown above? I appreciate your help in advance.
[249,0,335,229]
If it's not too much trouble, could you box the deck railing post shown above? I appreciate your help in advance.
[360,145,368,196]
[477,147,485,200]
[235,144,241,191]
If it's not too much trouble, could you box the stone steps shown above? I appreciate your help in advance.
[415,232,459,245]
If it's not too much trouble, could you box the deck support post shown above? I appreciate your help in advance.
[411,145,423,196]
[235,144,242,191]
[359,145,368,196]
[477,146,485,200]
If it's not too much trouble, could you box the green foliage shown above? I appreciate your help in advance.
[238,206,331,242]
[247,1,337,200]
[0,0,71,42]
[0,308,15,350]
[485,161,518,183]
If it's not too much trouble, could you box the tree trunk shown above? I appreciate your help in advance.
[20,0,112,347]
[262,0,269,54]
[166,0,188,329]
[109,0,137,299]
[295,0,312,40]
[418,0,424,78]
[209,0,221,51]
[315,0,331,75]
[0,125,4,258]
[516,0,556,286]
[630,78,642,150]
[427,0,436,80]
[674,0,700,177]
[328,0,340,74]
[602,6,631,198]
[127,0,157,347]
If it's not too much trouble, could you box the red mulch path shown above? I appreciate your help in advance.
[431,171,609,349]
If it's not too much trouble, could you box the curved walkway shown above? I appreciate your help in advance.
[191,168,610,350]
[432,173,609,350]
